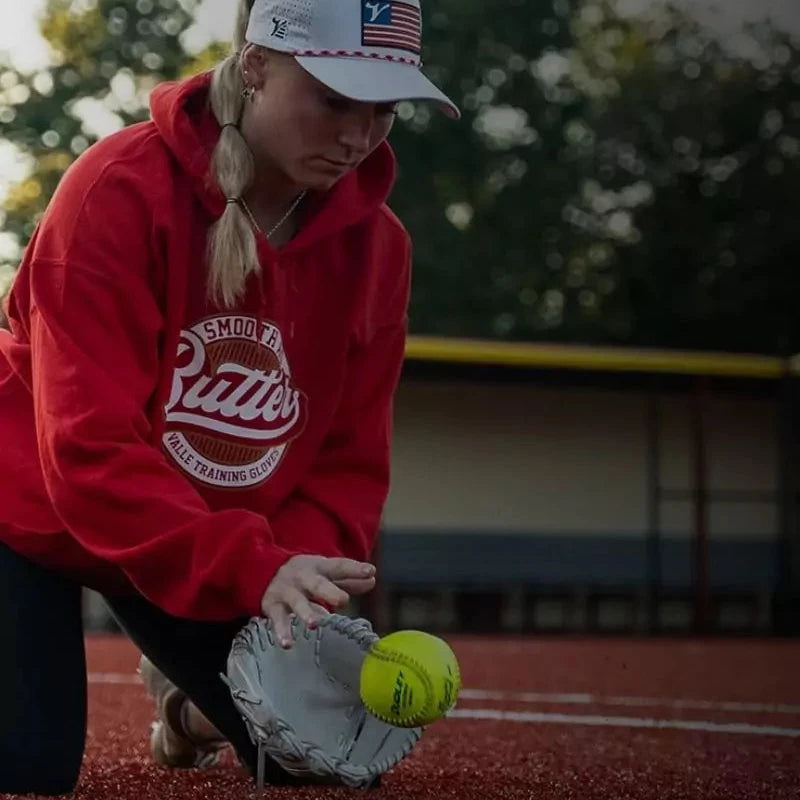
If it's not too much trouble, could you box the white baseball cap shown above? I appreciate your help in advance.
[245,0,460,119]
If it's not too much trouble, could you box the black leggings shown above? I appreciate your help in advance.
[1,543,86,795]
[0,541,295,796]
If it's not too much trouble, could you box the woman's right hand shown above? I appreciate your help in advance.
[260,555,376,648]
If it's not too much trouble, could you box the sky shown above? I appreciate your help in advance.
[0,0,240,71]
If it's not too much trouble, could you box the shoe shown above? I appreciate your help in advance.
[138,654,227,768]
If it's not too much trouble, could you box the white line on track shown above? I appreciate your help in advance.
[89,672,140,684]
[86,674,800,737]
[448,708,800,737]
[457,689,800,715]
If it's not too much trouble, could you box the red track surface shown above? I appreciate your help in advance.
[7,635,800,800]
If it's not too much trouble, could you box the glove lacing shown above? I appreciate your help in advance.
[221,615,420,790]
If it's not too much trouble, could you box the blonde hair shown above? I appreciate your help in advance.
[206,0,258,308]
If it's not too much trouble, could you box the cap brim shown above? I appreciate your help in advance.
[295,55,460,120]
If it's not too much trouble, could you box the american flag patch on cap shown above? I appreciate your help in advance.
[361,1,421,55]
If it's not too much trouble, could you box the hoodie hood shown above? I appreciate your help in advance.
[149,71,398,248]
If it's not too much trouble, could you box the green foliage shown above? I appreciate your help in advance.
[563,2,800,352]
[0,0,200,245]
[388,0,589,341]
[388,0,800,352]
[1,0,798,353]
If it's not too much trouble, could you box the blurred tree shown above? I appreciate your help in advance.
[559,1,800,352]
[1,0,798,353]
[0,0,212,250]
[385,0,587,341]
[391,0,800,352]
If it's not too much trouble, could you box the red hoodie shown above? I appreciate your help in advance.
[0,71,410,621]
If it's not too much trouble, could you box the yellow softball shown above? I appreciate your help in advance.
[359,629,461,728]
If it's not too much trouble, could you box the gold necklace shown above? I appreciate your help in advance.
[239,190,308,241]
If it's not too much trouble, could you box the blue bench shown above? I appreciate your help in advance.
[377,531,778,591]
[369,531,779,633]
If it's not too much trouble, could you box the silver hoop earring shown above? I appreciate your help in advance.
[242,85,256,102]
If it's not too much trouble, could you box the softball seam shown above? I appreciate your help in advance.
[361,646,435,727]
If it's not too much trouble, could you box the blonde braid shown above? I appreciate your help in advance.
[206,0,258,308]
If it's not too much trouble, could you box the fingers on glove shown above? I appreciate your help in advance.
[301,572,350,609]
[321,558,376,582]
[265,602,293,648]
[282,587,324,630]
[333,576,377,595]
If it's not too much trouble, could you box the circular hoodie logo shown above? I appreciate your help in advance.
[162,315,308,488]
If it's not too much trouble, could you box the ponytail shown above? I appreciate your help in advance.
[206,0,259,308]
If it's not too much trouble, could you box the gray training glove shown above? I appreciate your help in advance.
[221,613,422,789]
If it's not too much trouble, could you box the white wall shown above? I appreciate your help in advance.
[659,392,778,538]
[384,378,778,540]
